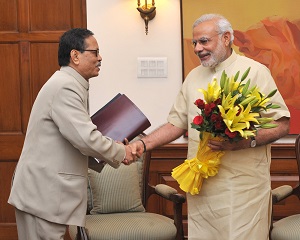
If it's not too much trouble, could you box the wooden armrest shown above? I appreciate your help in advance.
[292,184,300,199]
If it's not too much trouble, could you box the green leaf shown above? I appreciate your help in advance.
[265,89,277,98]
[251,106,265,112]
[269,104,281,109]
[232,89,240,97]
[199,132,204,140]
[191,123,200,129]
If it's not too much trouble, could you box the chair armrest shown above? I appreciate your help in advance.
[272,185,293,203]
[151,184,186,240]
[154,184,185,203]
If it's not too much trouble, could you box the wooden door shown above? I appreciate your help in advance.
[0,0,86,239]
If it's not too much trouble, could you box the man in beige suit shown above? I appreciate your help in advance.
[8,28,137,239]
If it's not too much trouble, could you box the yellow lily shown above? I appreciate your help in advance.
[251,88,271,108]
[241,130,256,139]
[218,104,259,137]
[199,78,221,103]
[239,104,260,128]
[221,93,239,111]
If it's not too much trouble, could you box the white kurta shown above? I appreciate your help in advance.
[167,50,290,240]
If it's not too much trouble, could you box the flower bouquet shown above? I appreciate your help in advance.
[171,67,280,195]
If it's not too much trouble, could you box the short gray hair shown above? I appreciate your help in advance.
[193,13,234,44]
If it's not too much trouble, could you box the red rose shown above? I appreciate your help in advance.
[204,104,212,115]
[214,121,224,130]
[209,102,216,109]
[217,112,223,121]
[214,98,221,105]
[195,99,205,109]
[211,113,219,122]
[225,128,238,138]
[193,115,204,125]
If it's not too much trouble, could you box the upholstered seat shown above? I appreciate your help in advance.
[270,134,300,240]
[271,214,300,239]
[69,138,186,240]
[77,212,177,239]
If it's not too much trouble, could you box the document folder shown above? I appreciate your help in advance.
[91,93,151,142]
[89,93,151,172]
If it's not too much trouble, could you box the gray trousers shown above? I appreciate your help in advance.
[15,208,67,240]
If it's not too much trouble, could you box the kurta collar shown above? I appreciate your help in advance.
[60,66,89,90]
[214,49,237,72]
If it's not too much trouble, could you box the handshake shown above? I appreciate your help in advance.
[89,139,147,173]
[121,139,146,165]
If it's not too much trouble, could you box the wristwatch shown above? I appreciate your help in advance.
[250,136,257,148]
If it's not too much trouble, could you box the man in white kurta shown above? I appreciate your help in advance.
[167,49,290,239]
[130,14,290,239]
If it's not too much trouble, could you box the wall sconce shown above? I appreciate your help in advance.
[137,0,156,35]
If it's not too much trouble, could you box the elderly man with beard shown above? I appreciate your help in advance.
[129,14,290,239]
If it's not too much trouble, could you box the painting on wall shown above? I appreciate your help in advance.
[180,0,300,134]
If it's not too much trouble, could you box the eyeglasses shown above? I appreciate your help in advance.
[192,33,222,47]
[80,49,100,57]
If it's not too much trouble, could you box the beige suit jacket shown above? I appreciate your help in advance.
[8,66,125,226]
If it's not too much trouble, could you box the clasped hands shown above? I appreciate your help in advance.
[119,139,145,165]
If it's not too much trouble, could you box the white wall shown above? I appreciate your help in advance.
[86,0,182,136]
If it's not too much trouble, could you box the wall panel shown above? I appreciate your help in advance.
[0,0,18,31]
[30,43,59,100]
[29,0,72,31]
[0,44,21,132]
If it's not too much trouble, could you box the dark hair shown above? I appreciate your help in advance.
[58,28,94,66]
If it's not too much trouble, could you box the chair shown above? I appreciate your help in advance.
[270,134,300,240]
[68,140,186,240]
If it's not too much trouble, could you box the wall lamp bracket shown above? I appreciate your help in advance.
[137,1,156,35]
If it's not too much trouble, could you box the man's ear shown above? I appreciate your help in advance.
[70,49,80,65]
[223,31,231,47]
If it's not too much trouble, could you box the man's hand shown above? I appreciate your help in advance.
[122,144,137,165]
[115,140,137,165]
[208,138,250,151]
[208,117,290,151]
[128,140,145,156]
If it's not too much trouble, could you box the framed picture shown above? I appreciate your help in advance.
[180,0,300,134]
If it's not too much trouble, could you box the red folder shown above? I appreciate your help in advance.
[91,93,151,142]
[89,93,151,172]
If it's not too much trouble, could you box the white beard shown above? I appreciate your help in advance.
[201,40,227,68]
